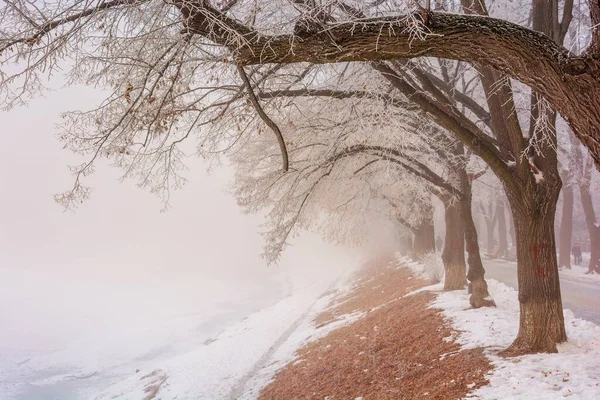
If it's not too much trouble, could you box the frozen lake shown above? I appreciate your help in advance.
[0,236,359,400]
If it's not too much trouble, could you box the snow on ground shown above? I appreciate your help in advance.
[397,253,444,285]
[397,253,600,399]
[93,263,361,400]
[236,304,365,399]
[434,279,600,399]
[559,253,600,283]
[0,268,284,400]
[1,236,362,400]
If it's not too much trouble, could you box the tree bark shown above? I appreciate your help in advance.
[460,172,495,308]
[508,206,517,261]
[586,226,600,274]
[503,183,567,355]
[441,198,467,290]
[558,168,574,269]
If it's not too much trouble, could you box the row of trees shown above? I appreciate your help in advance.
[2,0,600,355]
[557,134,600,273]
[476,130,600,276]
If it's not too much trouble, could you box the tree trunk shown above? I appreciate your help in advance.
[482,199,497,255]
[558,168,574,269]
[507,202,517,261]
[503,187,567,355]
[441,199,467,290]
[412,214,435,260]
[460,172,495,308]
[495,197,508,259]
[587,227,600,274]
[580,157,600,274]
[499,1,566,355]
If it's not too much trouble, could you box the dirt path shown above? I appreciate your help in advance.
[258,258,492,399]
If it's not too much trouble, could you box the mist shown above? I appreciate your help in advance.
[0,85,374,399]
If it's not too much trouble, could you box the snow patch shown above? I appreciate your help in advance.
[432,279,600,399]
[397,252,444,284]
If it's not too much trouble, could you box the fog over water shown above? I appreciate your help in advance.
[0,85,371,399]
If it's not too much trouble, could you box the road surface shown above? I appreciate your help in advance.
[484,259,600,325]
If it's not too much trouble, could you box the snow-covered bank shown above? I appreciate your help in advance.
[0,273,282,400]
[9,251,598,399]
[435,280,600,399]
[398,254,600,399]
[1,234,361,400]
[258,256,492,399]
[93,262,360,400]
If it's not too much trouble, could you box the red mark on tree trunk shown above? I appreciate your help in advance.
[530,243,550,278]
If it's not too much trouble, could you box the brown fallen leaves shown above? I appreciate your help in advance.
[259,255,491,400]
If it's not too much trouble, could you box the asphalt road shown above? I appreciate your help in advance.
[483,259,600,325]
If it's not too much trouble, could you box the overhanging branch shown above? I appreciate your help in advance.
[237,65,289,172]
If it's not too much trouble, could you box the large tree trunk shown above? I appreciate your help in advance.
[460,172,495,308]
[495,197,508,259]
[503,185,567,355]
[580,157,600,274]
[498,0,566,355]
[558,168,574,269]
[441,199,467,290]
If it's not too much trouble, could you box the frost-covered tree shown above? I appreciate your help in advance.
[7,0,600,165]
[230,77,498,306]
[2,0,596,354]
[229,75,438,260]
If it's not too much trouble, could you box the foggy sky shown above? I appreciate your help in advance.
[0,83,363,355]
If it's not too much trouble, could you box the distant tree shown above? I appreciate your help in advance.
[579,155,600,273]
[231,79,497,304]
